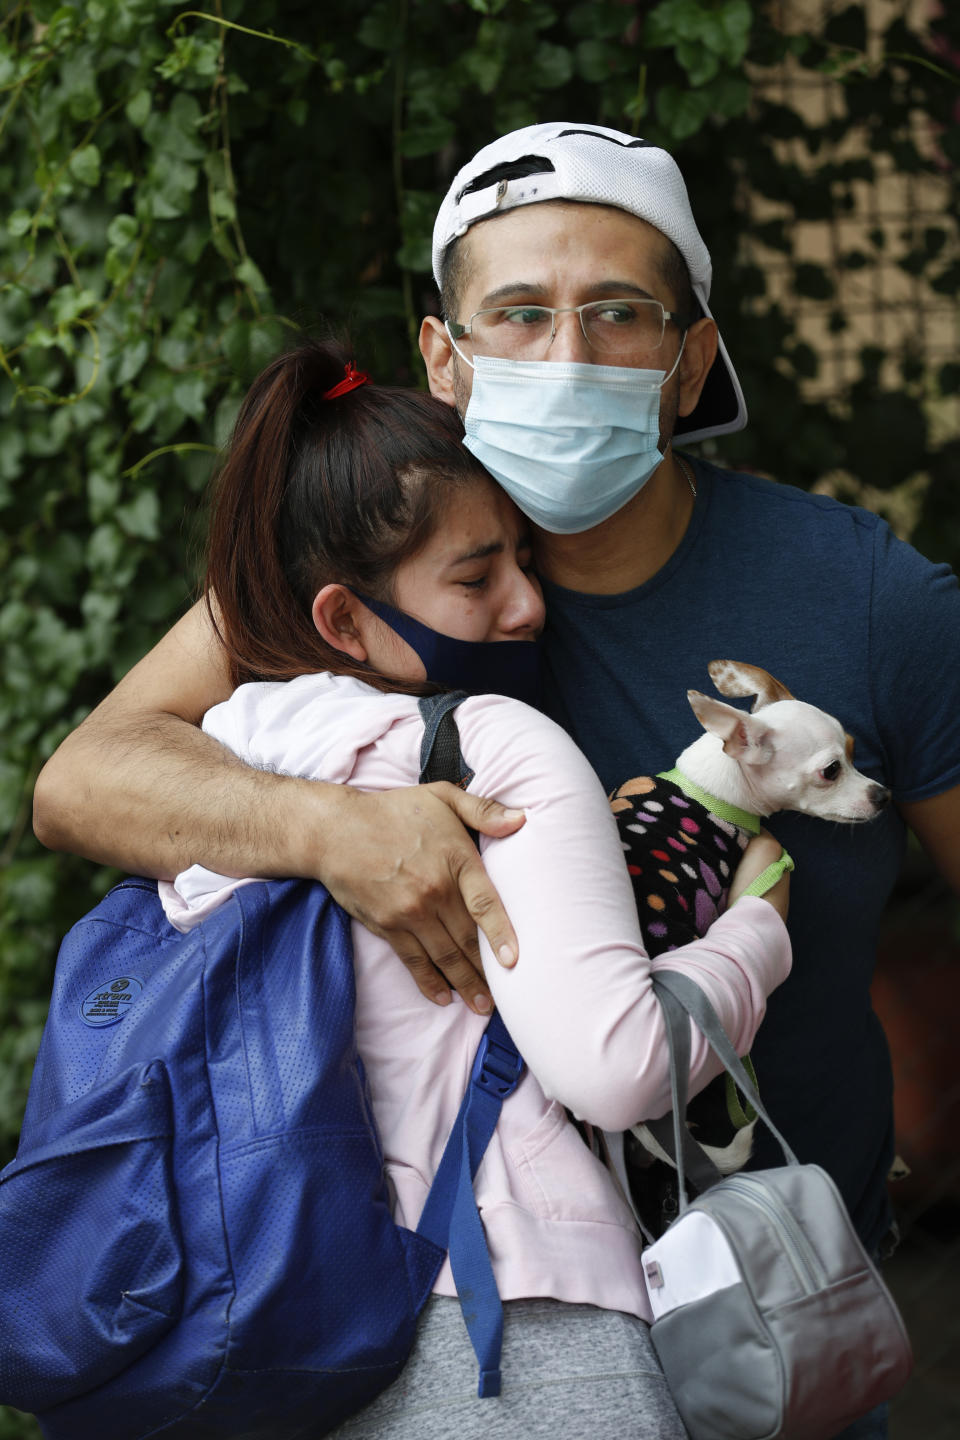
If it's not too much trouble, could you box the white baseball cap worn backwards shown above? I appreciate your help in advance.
[432,122,747,445]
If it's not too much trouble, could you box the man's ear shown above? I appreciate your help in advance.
[687,690,773,765]
[311,584,369,663]
[419,316,458,405]
[676,317,718,418]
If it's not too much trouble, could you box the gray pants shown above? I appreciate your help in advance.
[330,1295,689,1439]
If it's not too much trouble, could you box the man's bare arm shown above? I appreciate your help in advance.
[33,601,523,1013]
[899,783,960,894]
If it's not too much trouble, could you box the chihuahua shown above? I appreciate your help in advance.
[609,660,889,1237]
[677,659,890,825]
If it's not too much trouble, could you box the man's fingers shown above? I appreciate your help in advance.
[427,784,521,968]
[377,929,452,1008]
[433,782,526,839]
[319,784,520,1011]
[451,848,519,971]
[382,922,494,1016]
[410,913,495,1014]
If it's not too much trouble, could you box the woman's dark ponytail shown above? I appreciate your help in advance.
[204,337,483,688]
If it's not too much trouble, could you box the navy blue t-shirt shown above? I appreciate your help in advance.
[540,457,960,1251]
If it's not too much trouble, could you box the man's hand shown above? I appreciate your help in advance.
[313,782,525,1015]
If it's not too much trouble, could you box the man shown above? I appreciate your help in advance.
[34,122,960,1436]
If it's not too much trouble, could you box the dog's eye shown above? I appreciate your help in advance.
[820,761,842,782]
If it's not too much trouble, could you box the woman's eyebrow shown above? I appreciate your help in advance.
[447,541,504,566]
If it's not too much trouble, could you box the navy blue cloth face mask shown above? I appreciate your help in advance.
[353,592,543,708]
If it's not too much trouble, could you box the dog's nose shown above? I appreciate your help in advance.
[869,784,891,809]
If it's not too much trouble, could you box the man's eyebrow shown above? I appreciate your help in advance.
[588,282,658,301]
[476,283,544,308]
[476,281,659,307]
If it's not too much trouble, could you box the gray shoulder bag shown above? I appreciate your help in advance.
[642,969,913,1440]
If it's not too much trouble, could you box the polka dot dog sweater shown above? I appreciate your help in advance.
[610,771,755,958]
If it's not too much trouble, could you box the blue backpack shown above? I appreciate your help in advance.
[0,693,522,1438]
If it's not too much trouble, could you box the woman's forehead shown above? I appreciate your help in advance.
[425,477,528,561]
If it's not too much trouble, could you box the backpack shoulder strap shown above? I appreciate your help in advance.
[413,690,522,1398]
[418,691,474,788]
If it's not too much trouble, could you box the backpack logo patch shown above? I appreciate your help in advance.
[79,976,143,1027]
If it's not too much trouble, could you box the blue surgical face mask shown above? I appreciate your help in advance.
[352,592,542,708]
[450,339,684,535]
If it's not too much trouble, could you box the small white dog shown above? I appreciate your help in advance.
[611,660,889,1236]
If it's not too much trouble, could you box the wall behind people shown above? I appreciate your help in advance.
[1,0,958,1168]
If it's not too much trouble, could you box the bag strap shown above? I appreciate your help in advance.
[415,1010,523,1396]
[643,987,725,1198]
[653,969,799,1213]
[412,692,523,1397]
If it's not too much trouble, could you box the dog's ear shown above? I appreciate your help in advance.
[708,660,794,712]
[688,691,774,765]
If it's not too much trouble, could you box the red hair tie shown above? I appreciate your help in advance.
[323,362,370,400]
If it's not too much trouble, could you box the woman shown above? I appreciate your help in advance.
[163,337,790,1438]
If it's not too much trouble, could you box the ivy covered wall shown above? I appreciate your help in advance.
[0,7,958,1428]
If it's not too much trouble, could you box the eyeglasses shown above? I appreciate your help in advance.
[448,298,687,362]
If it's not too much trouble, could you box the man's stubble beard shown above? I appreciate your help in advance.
[451,353,472,422]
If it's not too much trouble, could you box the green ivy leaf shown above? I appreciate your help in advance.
[126,89,152,127]
[2,863,58,924]
[49,286,98,324]
[88,469,122,521]
[704,70,751,118]
[576,39,615,84]
[656,84,711,142]
[533,42,574,89]
[462,42,502,93]
[171,373,209,421]
[357,2,399,51]
[399,118,456,159]
[69,145,102,189]
[106,214,138,248]
[235,257,270,295]
[646,0,706,47]
[675,39,720,86]
[86,521,127,572]
[143,93,206,161]
[715,0,753,64]
[115,488,160,539]
[147,157,200,219]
